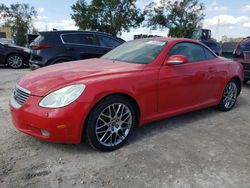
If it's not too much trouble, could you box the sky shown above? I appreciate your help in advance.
[1,0,250,41]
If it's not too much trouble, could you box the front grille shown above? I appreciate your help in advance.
[13,85,31,106]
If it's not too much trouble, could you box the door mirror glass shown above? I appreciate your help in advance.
[166,55,188,65]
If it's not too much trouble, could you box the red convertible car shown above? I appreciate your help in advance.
[10,38,243,151]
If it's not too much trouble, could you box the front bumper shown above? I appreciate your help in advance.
[10,94,91,144]
[29,63,41,70]
[29,59,46,70]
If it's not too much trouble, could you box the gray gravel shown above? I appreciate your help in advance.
[0,68,250,188]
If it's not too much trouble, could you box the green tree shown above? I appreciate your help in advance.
[0,3,37,46]
[71,0,144,36]
[144,0,205,38]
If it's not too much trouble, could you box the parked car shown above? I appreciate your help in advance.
[233,37,250,84]
[221,42,238,59]
[201,40,222,56]
[29,30,125,70]
[0,38,14,45]
[0,42,30,69]
[10,38,243,151]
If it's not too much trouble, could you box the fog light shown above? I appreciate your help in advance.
[41,129,50,136]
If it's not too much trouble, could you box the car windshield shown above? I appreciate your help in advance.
[102,40,167,64]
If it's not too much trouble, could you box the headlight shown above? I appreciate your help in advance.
[39,84,86,108]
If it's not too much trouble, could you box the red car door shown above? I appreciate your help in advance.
[158,42,219,114]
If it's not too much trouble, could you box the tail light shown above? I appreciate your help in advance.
[30,44,51,50]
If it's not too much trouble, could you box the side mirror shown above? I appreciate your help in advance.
[165,55,188,65]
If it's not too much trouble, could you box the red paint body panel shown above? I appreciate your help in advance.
[10,95,91,143]
[10,38,244,144]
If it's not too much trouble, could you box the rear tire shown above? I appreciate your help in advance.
[243,79,248,84]
[217,80,238,111]
[7,54,24,69]
[85,96,136,151]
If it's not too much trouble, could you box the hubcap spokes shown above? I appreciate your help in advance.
[9,56,22,68]
[223,82,237,109]
[96,103,132,147]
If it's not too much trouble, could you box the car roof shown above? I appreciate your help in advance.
[138,37,217,56]
[38,30,125,42]
[39,30,110,35]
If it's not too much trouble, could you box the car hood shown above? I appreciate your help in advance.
[7,44,29,51]
[18,58,145,96]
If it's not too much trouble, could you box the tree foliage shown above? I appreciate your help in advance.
[144,0,205,38]
[0,3,37,46]
[71,0,144,36]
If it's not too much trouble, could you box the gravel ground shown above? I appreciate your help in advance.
[0,68,250,188]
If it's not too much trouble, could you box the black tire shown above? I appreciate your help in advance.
[217,80,238,112]
[85,95,136,151]
[243,79,248,84]
[7,54,24,69]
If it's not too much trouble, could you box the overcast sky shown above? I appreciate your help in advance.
[2,0,250,41]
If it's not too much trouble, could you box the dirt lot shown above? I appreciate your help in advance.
[0,68,250,188]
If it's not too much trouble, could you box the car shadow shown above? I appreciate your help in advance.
[35,107,223,153]
[128,94,246,146]
[0,65,29,69]
[128,107,216,144]
[24,97,245,154]
[243,83,250,89]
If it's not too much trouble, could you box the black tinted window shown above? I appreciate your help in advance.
[62,34,98,46]
[241,39,250,51]
[98,35,120,48]
[168,42,207,62]
[33,35,44,43]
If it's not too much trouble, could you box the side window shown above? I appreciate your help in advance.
[204,47,216,59]
[168,42,207,62]
[62,34,98,46]
[98,35,121,48]
[241,39,250,51]
[62,34,75,43]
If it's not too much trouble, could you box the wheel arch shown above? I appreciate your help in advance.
[88,92,140,125]
[231,76,242,96]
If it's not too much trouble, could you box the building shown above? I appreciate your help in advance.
[0,27,12,38]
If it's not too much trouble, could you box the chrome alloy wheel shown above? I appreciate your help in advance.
[8,55,23,68]
[95,103,132,147]
[223,81,237,109]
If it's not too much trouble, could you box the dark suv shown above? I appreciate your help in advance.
[201,40,222,56]
[29,31,125,70]
[233,37,250,84]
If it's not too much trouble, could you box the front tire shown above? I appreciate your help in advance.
[218,80,238,111]
[85,96,136,151]
[7,54,24,69]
